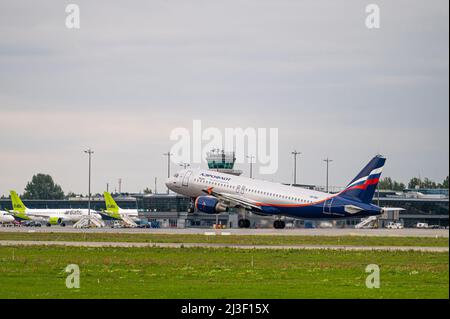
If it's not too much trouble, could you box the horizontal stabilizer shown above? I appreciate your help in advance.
[381,207,406,212]
[344,205,364,214]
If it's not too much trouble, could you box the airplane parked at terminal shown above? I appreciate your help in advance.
[8,190,101,226]
[0,210,14,223]
[166,155,388,229]
[99,192,140,226]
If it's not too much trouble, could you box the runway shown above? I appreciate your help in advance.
[0,226,448,237]
[0,240,447,252]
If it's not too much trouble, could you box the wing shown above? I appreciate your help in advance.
[202,188,263,212]
[25,213,52,219]
[4,210,52,221]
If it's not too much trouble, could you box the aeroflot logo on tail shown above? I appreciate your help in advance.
[170,120,279,174]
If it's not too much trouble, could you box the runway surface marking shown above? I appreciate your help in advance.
[0,240,447,252]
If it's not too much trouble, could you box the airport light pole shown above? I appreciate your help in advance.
[247,155,255,178]
[84,148,94,225]
[179,162,190,169]
[323,157,333,193]
[291,151,301,185]
[163,152,173,194]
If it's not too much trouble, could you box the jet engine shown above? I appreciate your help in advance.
[47,216,66,227]
[195,196,228,214]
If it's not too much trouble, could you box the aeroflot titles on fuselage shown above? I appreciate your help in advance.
[200,172,232,182]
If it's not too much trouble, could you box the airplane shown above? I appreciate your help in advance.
[0,210,15,223]
[99,192,140,226]
[166,155,388,229]
[9,190,101,227]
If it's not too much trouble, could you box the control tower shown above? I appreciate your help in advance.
[206,149,242,176]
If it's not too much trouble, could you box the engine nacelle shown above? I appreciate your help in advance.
[195,196,228,214]
[48,217,61,225]
[48,217,66,225]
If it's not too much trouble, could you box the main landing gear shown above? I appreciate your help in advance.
[238,219,251,228]
[237,207,251,228]
[273,220,286,229]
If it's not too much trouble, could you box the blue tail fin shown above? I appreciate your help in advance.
[340,155,386,204]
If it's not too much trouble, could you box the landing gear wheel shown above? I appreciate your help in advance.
[188,197,196,213]
[273,220,286,229]
[238,219,251,228]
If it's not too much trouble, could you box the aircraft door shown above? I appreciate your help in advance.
[182,171,193,187]
[323,198,334,214]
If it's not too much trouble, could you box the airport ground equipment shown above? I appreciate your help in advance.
[355,215,378,229]
[119,215,137,227]
[73,215,105,228]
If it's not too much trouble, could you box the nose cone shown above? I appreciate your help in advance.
[165,177,173,189]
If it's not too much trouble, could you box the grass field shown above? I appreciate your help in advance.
[0,231,448,247]
[0,245,447,298]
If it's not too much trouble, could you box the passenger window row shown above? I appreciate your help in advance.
[193,178,313,203]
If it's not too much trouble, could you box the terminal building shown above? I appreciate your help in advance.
[373,189,449,228]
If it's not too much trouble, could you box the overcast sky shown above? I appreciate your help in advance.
[0,0,448,196]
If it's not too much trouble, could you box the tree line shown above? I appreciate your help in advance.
[378,176,449,191]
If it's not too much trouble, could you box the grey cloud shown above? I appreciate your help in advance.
[0,0,448,195]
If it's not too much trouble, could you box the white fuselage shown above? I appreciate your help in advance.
[118,208,139,220]
[0,211,14,223]
[21,208,101,223]
[166,169,330,205]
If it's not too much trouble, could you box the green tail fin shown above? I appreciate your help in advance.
[104,192,120,213]
[10,190,27,213]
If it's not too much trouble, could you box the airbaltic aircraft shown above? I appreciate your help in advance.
[0,210,14,223]
[166,155,387,229]
[9,190,101,226]
[99,192,139,223]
